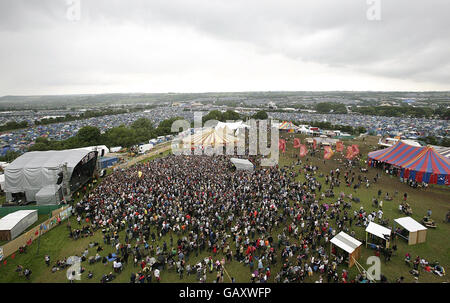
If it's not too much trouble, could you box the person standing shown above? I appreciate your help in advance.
[45,255,50,267]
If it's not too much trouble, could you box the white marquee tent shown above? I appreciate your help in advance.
[0,210,38,241]
[230,158,254,171]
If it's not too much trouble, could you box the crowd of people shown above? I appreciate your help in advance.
[64,152,408,283]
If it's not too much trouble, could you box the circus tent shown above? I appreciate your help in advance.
[181,128,239,147]
[278,121,298,132]
[368,141,450,185]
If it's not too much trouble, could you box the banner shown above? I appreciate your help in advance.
[293,138,301,149]
[324,146,334,160]
[299,144,308,157]
[351,144,360,157]
[345,146,355,159]
[336,141,344,152]
[279,139,286,153]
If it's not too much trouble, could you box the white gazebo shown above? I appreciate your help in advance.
[394,217,427,245]
[365,222,392,248]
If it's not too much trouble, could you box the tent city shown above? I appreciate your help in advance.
[0,0,448,287]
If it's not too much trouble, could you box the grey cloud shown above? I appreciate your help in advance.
[0,0,449,94]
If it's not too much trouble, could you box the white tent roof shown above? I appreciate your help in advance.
[215,121,248,131]
[365,222,391,240]
[330,231,362,254]
[0,210,37,231]
[230,158,254,171]
[394,217,427,232]
[4,149,93,193]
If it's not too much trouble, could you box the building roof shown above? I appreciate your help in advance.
[0,210,37,231]
[330,231,362,254]
[394,217,427,232]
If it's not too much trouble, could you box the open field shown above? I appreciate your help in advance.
[0,135,448,283]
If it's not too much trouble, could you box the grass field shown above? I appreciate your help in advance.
[0,135,448,283]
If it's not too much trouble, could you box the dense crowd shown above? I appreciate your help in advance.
[66,153,403,283]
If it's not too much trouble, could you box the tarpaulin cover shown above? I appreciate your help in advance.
[35,184,62,205]
[4,149,92,199]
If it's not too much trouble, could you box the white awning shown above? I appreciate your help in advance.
[394,217,427,232]
[330,231,362,254]
[365,222,391,240]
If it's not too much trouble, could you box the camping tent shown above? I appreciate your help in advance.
[0,210,38,241]
[368,141,450,185]
[394,217,427,245]
[35,184,63,205]
[230,158,254,171]
[365,222,392,248]
[330,231,362,268]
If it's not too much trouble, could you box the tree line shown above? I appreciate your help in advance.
[352,105,450,119]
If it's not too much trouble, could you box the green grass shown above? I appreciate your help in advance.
[0,135,448,283]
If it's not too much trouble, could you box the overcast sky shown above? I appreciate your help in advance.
[0,0,449,96]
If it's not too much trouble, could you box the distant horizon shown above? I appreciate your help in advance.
[2,89,450,99]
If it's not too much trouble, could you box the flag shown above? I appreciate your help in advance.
[299,144,308,157]
[313,139,317,150]
[293,138,301,149]
[336,141,344,152]
[324,146,334,160]
[345,146,355,159]
[351,144,360,157]
[35,230,39,236]
[278,139,286,153]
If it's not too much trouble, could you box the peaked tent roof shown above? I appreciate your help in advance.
[279,121,297,130]
[368,141,450,175]
[181,128,239,147]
